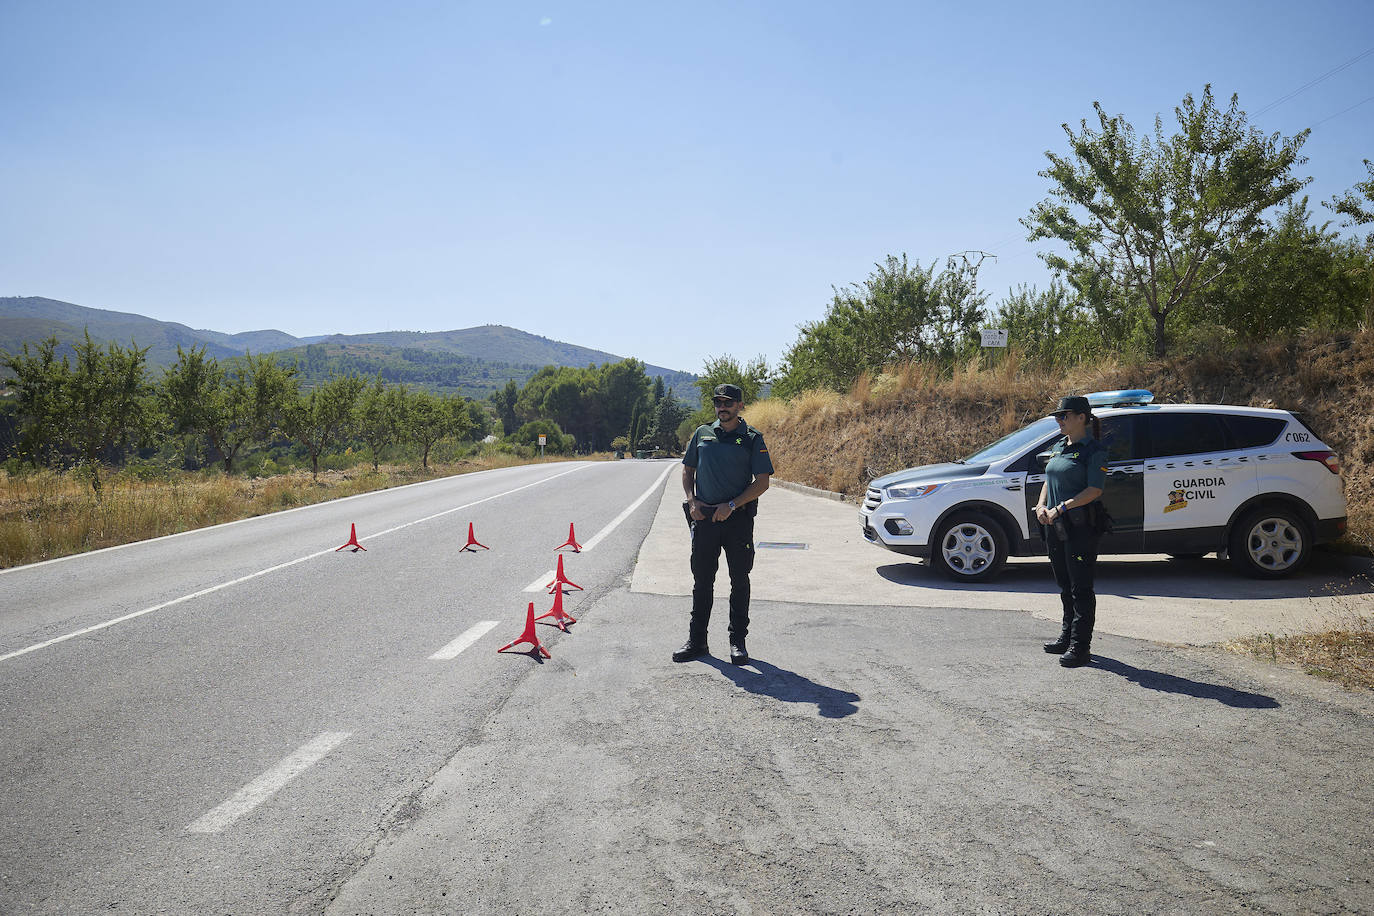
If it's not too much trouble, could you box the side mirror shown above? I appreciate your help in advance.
[1035,451,1052,469]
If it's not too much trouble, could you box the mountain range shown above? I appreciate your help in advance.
[0,297,697,399]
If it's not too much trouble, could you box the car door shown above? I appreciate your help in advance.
[1096,413,1144,553]
[1140,411,1259,553]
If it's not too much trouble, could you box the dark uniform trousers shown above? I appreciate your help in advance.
[1045,519,1099,647]
[689,510,755,644]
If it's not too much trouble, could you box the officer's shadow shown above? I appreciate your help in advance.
[703,656,861,719]
[1090,655,1280,708]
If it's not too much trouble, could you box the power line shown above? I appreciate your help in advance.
[1252,46,1374,118]
[1311,95,1374,129]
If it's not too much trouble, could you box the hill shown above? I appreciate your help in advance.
[0,297,697,397]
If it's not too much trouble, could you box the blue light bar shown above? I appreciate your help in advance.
[1085,389,1154,407]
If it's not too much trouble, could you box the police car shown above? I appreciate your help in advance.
[860,390,1347,581]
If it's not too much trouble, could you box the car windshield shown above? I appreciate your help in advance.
[961,416,1059,464]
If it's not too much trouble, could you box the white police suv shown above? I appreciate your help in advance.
[861,390,1348,581]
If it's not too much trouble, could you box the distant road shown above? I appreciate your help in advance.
[0,459,671,914]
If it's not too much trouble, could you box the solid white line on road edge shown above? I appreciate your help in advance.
[0,461,584,578]
[429,620,500,660]
[523,463,674,592]
[0,466,590,665]
[187,732,351,834]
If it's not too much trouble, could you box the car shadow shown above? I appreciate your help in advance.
[701,656,861,719]
[1089,655,1280,708]
[876,549,1374,601]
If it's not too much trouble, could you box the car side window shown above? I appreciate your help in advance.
[1097,415,1139,463]
[1222,415,1287,449]
[1143,413,1229,459]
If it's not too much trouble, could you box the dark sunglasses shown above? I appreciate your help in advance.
[713,398,738,406]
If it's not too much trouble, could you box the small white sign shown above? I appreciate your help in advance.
[538,434,547,446]
[981,328,1008,348]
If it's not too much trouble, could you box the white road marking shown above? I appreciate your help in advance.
[523,463,674,592]
[0,465,589,664]
[187,731,351,834]
[429,620,500,660]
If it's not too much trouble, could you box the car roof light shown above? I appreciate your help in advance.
[1085,389,1154,408]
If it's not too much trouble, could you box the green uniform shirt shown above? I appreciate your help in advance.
[1045,435,1108,507]
[682,419,774,506]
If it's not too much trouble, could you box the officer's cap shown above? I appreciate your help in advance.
[712,384,745,403]
[1051,395,1092,417]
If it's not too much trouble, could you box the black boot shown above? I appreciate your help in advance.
[1058,642,1091,667]
[1042,632,1071,654]
[729,639,749,665]
[672,640,708,662]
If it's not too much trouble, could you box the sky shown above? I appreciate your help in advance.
[2,1,1372,374]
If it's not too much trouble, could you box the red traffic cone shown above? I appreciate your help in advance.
[555,522,583,553]
[335,523,367,552]
[535,587,578,631]
[460,522,489,552]
[545,553,583,593]
[497,602,551,658]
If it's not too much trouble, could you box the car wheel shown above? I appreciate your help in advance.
[1228,506,1310,578]
[931,512,1008,582]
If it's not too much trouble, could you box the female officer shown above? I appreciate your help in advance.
[1034,395,1108,668]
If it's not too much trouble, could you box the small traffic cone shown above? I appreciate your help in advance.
[555,522,583,553]
[460,522,489,552]
[535,587,578,631]
[497,602,551,658]
[546,553,583,593]
[335,523,367,552]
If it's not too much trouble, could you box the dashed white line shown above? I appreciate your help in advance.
[0,465,589,664]
[187,731,351,834]
[522,463,674,591]
[429,620,500,660]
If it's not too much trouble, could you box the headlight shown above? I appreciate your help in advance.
[887,483,941,499]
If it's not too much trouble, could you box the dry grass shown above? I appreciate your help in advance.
[1225,594,1374,692]
[0,452,587,569]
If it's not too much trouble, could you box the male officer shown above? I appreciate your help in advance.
[674,383,773,664]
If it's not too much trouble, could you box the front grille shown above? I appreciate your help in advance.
[863,487,882,511]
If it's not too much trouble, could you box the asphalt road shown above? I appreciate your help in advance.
[5,460,1373,915]
[0,460,672,914]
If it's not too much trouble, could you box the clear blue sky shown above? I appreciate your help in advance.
[2,1,1371,374]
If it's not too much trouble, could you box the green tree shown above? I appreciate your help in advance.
[693,354,770,408]
[160,345,225,470]
[774,254,988,396]
[511,419,575,454]
[286,374,364,478]
[1323,158,1374,326]
[407,391,471,469]
[489,379,520,435]
[1,336,69,467]
[63,333,156,495]
[1023,85,1311,357]
[356,376,409,471]
[993,283,1111,367]
[642,388,688,452]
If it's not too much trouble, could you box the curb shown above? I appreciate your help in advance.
[771,478,854,503]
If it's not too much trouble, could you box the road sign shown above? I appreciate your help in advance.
[538,435,547,446]
[981,329,1008,348]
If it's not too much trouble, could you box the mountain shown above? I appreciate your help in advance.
[0,297,698,399]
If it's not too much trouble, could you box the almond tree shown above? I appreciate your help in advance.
[1023,85,1311,357]
[285,374,364,479]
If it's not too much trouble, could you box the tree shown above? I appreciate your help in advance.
[693,354,769,408]
[489,379,520,435]
[160,345,224,469]
[62,333,155,495]
[511,419,574,454]
[1023,85,1311,357]
[1,336,69,468]
[642,388,688,452]
[356,376,409,471]
[407,392,471,469]
[994,283,1109,367]
[285,374,364,478]
[1323,159,1374,326]
[774,254,988,396]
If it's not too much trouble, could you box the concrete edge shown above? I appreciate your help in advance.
[771,478,855,503]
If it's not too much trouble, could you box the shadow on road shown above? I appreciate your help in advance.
[1090,655,1280,708]
[703,657,861,719]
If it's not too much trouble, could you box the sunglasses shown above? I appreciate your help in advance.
[713,398,738,406]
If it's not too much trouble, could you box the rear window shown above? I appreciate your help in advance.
[1222,415,1287,449]
[1289,412,1326,443]
[1143,413,1229,459]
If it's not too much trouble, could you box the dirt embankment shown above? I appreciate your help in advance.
[754,329,1374,547]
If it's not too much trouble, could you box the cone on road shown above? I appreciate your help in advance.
[497,602,551,658]
[336,523,367,552]
[460,522,489,552]
[545,553,583,593]
[555,522,583,553]
[535,587,577,631]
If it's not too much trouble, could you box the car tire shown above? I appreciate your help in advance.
[1228,506,1311,579]
[931,512,1008,582]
